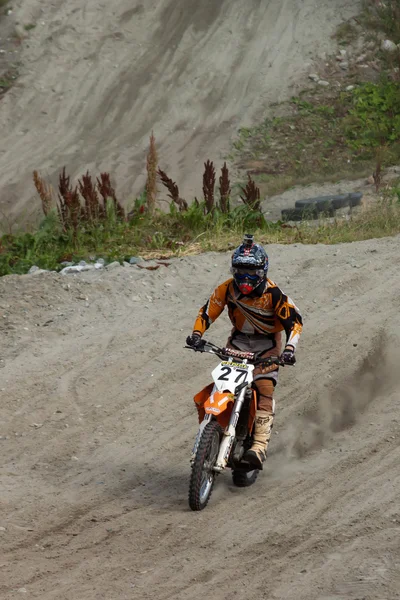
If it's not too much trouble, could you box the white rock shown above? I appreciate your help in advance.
[60,264,94,274]
[346,85,355,91]
[28,266,48,275]
[339,61,349,70]
[339,49,347,57]
[381,39,397,52]
[106,261,121,270]
[308,73,319,82]
[356,54,367,63]
[318,80,330,87]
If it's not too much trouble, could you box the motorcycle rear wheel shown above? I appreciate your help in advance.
[232,468,259,487]
[188,421,222,511]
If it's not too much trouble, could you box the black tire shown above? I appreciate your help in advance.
[281,206,334,221]
[331,195,350,210]
[295,194,350,211]
[349,192,363,207]
[188,421,222,511]
[232,468,259,487]
[281,207,317,221]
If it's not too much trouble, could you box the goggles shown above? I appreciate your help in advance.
[231,267,264,282]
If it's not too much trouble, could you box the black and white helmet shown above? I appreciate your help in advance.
[231,234,268,294]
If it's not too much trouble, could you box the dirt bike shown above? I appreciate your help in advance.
[186,340,287,511]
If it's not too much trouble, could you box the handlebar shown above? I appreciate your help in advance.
[185,339,291,367]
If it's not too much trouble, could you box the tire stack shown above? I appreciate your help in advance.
[281,192,363,222]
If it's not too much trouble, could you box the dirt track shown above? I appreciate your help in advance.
[1,238,400,599]
[0,0,359,222]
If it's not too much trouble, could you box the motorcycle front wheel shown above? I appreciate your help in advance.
[188,421,222,511]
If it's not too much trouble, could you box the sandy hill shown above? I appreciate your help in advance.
[0,0,358,223]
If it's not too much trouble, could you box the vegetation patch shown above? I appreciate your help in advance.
[0,168,399,277]
[231,0,400,198]
[232,81,400,198]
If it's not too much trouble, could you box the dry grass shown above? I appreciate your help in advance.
[146,131,158,216]
[33,171,55,216]
[203,160,216,214]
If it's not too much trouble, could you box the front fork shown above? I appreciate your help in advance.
[213,386,247,472]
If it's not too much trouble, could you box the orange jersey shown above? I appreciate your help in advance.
[193,278,303,349]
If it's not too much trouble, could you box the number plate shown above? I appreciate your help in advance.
[212,361,254,393]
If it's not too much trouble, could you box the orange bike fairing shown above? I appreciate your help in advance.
[193,384,257,432]
[204,391,234,415]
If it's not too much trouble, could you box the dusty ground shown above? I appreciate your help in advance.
[0,0,360,224]
[1,237,400,599]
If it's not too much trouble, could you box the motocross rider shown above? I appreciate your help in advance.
[186,234,303,469]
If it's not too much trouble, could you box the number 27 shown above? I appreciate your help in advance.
[218,366,248,383]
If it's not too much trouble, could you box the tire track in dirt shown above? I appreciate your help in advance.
[1,238,400,599]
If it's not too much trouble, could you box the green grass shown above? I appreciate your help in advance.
[231,81,400,198]
[1,188,399,277]
[333,20,360,45]
[360,0,400,44]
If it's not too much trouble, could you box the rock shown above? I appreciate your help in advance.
[381,39,397,52]
[123,261,131,268]
[317,80,330,87]
[356,54,367,63]
[60,261,73,267]
[60,263,95,274]
[308,73,319,82]
[339,61,349,70]
[96,258,105,266]
[129,256,142,265]
[339,49,347,58]
[346,85,355,91]
[28,266,48,275]
[94,262,104,270]
[0,526,6,531]
[106,261,121,270]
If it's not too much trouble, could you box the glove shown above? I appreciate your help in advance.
[282,347,296,365]
[186,332,203,348]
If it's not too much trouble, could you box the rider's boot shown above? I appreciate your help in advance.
[244,410,274,469]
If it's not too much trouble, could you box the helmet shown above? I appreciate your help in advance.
[231,234,268,295]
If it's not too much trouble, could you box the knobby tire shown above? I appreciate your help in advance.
[188,421,222,511]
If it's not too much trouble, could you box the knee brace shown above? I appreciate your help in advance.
[253,378,275,413]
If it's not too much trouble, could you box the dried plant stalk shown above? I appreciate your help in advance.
[203,160,216,214]
[146,131,158,216]
[66,187,81,239]
[97,172,125,219]
[57,166,73,229]
[373,146,384,193]
[240,174,261,211]
[219,162,231,214]
[79,170,102,221]
[33,170,54,216]
[157,167,188,211]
